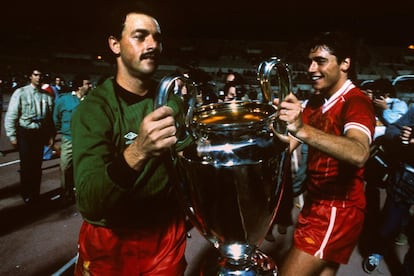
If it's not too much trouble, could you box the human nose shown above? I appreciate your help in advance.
[308,61,317,73]
[146,34,161,51]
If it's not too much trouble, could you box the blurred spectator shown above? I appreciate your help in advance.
[363,106,414,274]
[361,78,409,254]
[403,214,414,275]
[51,75,67,101]
[4,68,55,204]
[199,82,218,104]
[41,73,55,98]
[247,85,260,101]
[173,77,188,97]
[177,65,216,106]
[42,73,58,161]
[364,78,408,138]
[53,74,92,203]
[41,73,60,161]
[220,72,247,101]
[374,78,408,124]
[266,92,314,242]
[265,153,293,241]
[11,76,20,90]
[225,71,237,83]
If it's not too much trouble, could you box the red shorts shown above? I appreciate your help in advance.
[293,201,364,264]
[74,216,187,275]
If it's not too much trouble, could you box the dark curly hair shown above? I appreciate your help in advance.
[308,31,357,80]
[106,1,158,40]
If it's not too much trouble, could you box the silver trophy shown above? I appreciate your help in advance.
[155,57,292,275]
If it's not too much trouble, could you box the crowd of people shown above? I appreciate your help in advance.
[1,1,413,275]
[359,77,414,274]
[2,69,93,205]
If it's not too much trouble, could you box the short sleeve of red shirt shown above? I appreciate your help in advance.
[341,89,376,144]
[303,88,375,141]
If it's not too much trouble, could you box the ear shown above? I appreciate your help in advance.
[340,57,351,72]
[108,36,121,55]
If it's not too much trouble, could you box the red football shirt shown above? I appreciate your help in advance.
[302,80,375,209]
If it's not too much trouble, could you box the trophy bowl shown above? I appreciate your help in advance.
[155,58,292,275]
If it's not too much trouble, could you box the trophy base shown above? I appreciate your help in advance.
[200,249,278,276]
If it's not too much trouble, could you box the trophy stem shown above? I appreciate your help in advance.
[200,247,278,276]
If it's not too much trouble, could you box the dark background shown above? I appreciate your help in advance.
[1,0,414,55]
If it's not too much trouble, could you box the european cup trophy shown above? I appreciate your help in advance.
[155,57,292,275]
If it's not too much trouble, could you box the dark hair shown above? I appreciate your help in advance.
[360,81,374,91]
[372,78,396,98]
[225,72,244,85]
[308,31,357,80]
[42,73,51,83]
[72,74,90,90]
[29,68,43,75]
[106,1,157,40]
[223,83,246,100]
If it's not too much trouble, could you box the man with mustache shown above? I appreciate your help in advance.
[276,32,376,275]
[71,2,192,275]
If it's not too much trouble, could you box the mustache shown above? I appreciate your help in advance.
[140,50,161,60]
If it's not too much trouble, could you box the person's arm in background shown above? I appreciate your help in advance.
[4,89,21,147]
[384,106,414,164]
[52,97,62,133]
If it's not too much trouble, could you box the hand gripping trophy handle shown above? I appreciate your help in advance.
[154,74,197,119]
[154,74,199,147]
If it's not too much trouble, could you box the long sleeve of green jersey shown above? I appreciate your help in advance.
[71,79,193,226]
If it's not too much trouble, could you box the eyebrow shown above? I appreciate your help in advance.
[312,56,328,62]
[133,28,160,35]
[132,28,148,33]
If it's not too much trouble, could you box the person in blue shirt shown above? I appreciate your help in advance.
[51,75,66,102]
[53,74,92,202]
[369,78,408,135]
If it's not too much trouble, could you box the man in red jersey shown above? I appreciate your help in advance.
[276,32,376,275]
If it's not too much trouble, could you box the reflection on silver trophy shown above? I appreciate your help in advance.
[155,57,292,275]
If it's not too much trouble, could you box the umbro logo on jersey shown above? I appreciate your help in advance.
[124,132,138,145]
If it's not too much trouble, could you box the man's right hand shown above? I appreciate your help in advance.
[124,106,177,170]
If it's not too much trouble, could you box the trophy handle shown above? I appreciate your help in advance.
[257,57,292,134]
[154,74,198,130]
[257,57,292,104]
